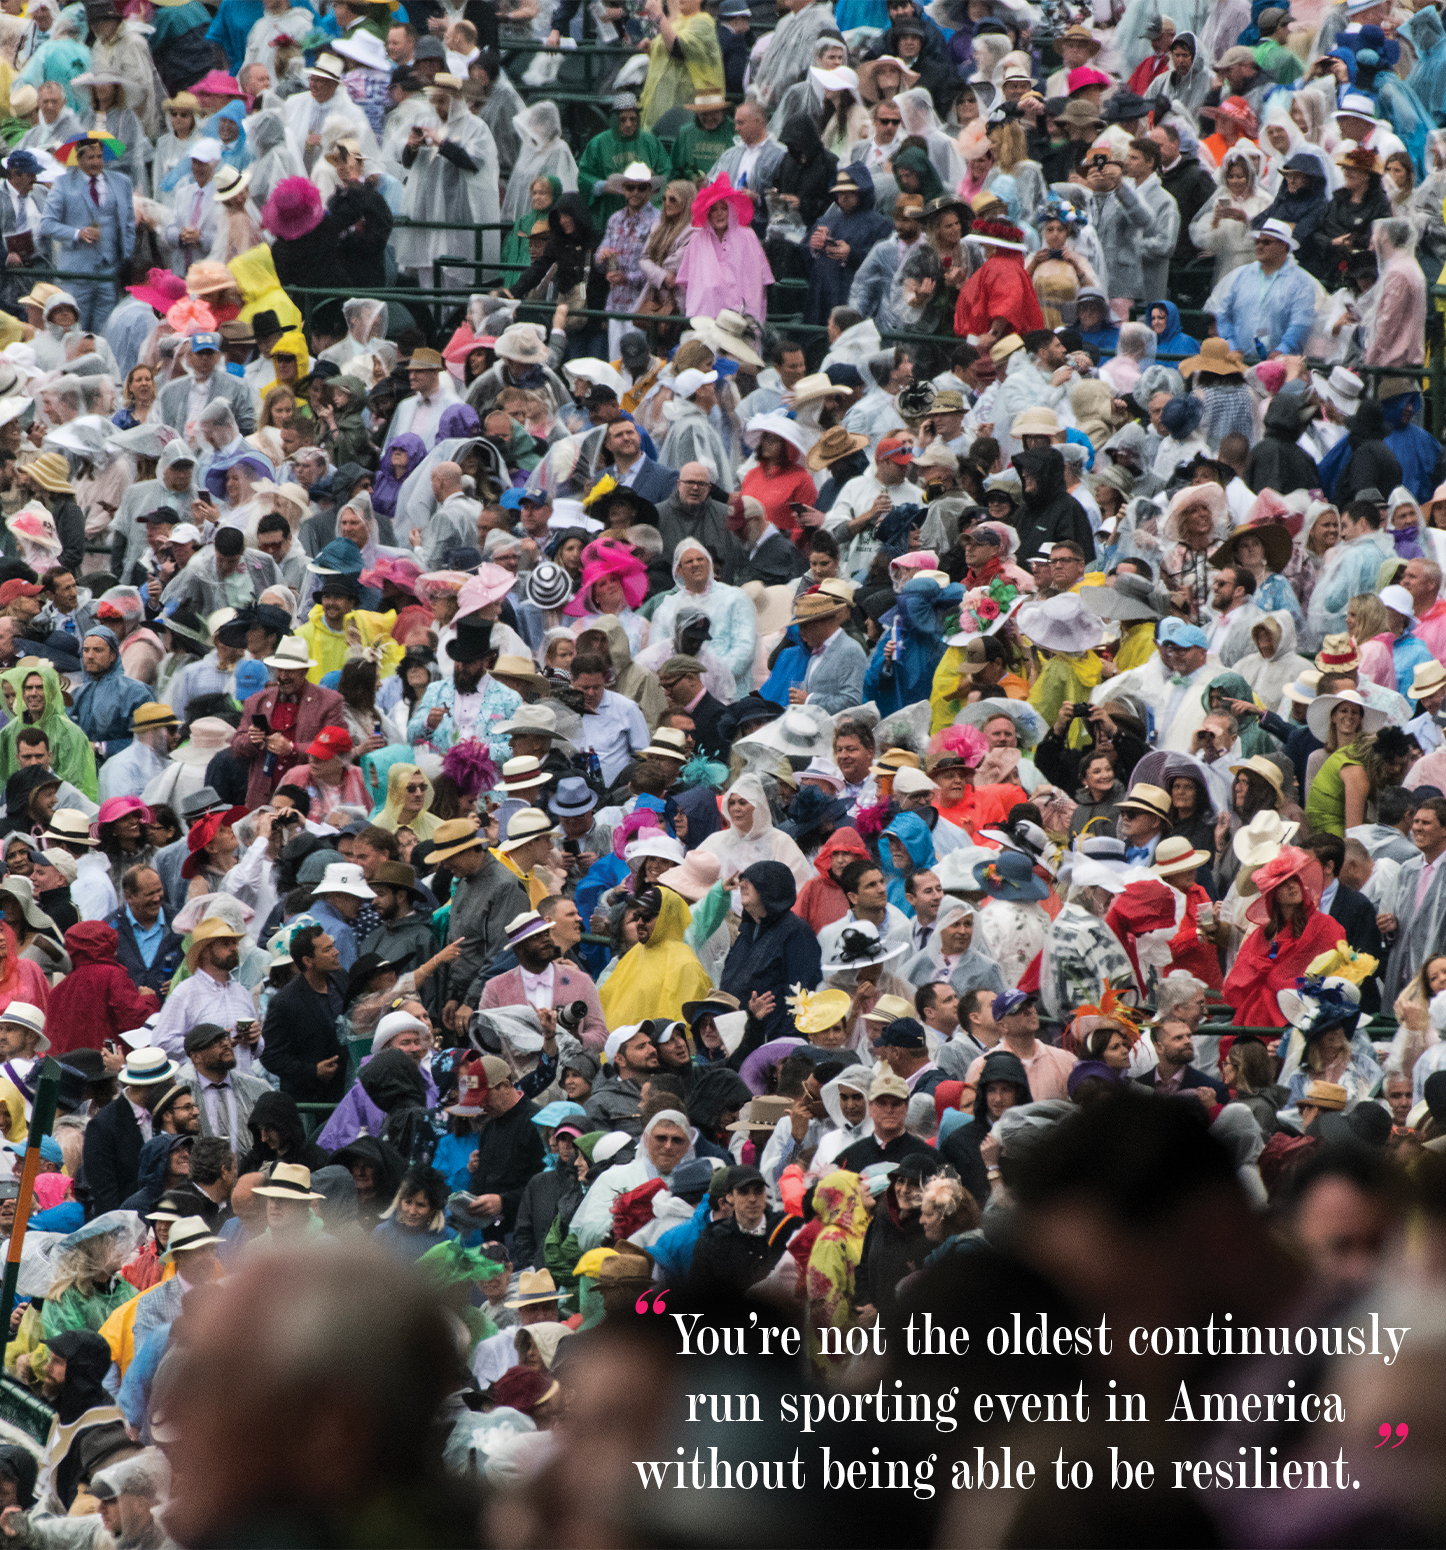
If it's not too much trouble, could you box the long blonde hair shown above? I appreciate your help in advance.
[988,119,1027,172]
[646,179,697,264]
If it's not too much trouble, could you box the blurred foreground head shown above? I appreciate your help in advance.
[160,1246,478,1547]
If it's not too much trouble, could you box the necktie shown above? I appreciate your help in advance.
[89,175,100,209]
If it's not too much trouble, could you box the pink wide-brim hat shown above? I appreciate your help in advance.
[456,562,519,616]
[564,551,648,617]
[262,177,325,241]
[362,555,423,598]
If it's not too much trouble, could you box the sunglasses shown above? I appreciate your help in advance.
[878,116,901,125]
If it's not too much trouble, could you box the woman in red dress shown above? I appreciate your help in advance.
[1222,847,1345,1028]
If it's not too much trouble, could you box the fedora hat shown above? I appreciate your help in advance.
[494,324,549,365]
[504,1268,562,1308]
[1115,782,1172,821]
[498,754,550,793]
[1285,670,1321,705]
[211,163,251,201]
[790,590,850,626]
[548,776,598,819]
[682,987,739,1023]
[495,702,567,740]
[688,309,762,368]
[1232,808,1300,871]
[1151,834,1211,877]
[252,1162,325,1200]
[1178,337,1247,379]
[920,193,969,226]
[860,993,916,1027]
[491,654,550,692]
[0,1001,47,1051]
[1058,21,1101,51]
[790,373,847,409]
[264,636,318,671]
[1228,754,1286,800]
[1010,406,1060,437]
[164,1216,222,1259]
[183,912,246,972]
[1311,365,1364,417]
[42,809,98,847]
[430,817,485,865]
[727,1094,793,1132]
[1079,571,1159,621]
[1315,633,1360,673]
[131,702,180,733]
[1058,97,1105,126]
[501,808,554,852]
[1299,1078,1348,1111]
[120,1045,178,1086]
[1409,660,1446,699]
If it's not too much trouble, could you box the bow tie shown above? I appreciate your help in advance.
[1169,673,1191,687]
[1124,845,1153,863]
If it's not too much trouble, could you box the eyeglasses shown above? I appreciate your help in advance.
[405,782,428,793]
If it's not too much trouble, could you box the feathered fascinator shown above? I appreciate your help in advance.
[927,723,990,769]
[440,741,499,799]
[610,808,661,860]
[1303,944,1379,986]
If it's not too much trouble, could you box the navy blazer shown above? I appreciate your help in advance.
[80,1095,145,1218]
[40,167,135,274]
[1136,1065,1231,1105]
[108,903,185,998]
[621,456,679,506]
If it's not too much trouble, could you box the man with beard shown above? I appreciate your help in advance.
[358,861,435,974]
[185,1023,271,1159]
[406,620,520,767]
[480,909,606,1049]
[150,917,259,1069]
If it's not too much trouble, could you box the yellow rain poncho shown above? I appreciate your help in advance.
[639,9,723,131]
[598,885,713,1026]
[296,602,402,684]
[374,760,442,842]
[229,243,303,332]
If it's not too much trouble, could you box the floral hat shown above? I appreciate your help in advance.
[945,578,1024,646]
[1243,845,1322,926]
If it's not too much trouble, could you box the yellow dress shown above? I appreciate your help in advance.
[598,886,713,1025]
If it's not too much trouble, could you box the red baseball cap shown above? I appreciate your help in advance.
[306,725,353,760]
[0,580,42,606]
[447,1057,490,1116]
[876,434,914,465]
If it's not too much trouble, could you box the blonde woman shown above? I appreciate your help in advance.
[985,116,1044,230]
[635,178,697,321]
[1347,591,1394,694]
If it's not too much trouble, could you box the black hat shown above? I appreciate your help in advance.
[163,606,207,647]
[343,952,403,1008]
[245,602,292,640]
[441,545,482,571]
[251,310,282,342]
[139,507,179,526]
[319,573,361,600]
[391,65,422,89]
[183,1022,231,1055]
[214,618,249,649]
[450,619,495,663]
[724,1164,765,1190]
[1103,89,1149,123]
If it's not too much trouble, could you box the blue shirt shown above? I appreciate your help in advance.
[126,904,167,969]
[308,898,359,972]
[1211,257,1317,358]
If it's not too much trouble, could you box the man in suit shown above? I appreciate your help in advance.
[1135,1018,1230,1105]
[81,1046,182,1216]
[791,589,866,713]
[38,132,135,332]
[598,417,677,505]
[658,655,727,762]
[183,1022,271,1158]
[479,909,607,1048]
[228,635,346,808]
[260,922,349,1105]
[1304,831,1383,1011]
[734,489,808,588]
[0,149,46,306]
[158,329,258,439]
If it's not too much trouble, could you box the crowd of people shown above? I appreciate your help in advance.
[0,0,1428,1542]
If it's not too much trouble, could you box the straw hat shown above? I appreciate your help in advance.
[1115,783,1172,821]
[252,1162,324,1200]
[184,913,246,972]
[22,452,72,494]
[429,817,485,864]
[790,591,850,626]
[1178,337,1247,378]
[1228,755,1286,799]
[1151,835,1211,877]
[789,986,852,1035]
[1209,521,1292,573]
[1408,660,1446,699]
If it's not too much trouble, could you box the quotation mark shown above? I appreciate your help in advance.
[634,1287,670,1314]
[1375,1424,1409,1448]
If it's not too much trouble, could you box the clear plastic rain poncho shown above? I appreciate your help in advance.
[243,107,302,213]
[320,300,389,369]
[897,86,965,192]
[1357,217,1426,376]
[1258,99,1337,190]
[500,104,578,225]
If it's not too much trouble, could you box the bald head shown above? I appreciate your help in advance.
[430,461,463,501]
[231,1171,266,1224]
[676,461,714,509]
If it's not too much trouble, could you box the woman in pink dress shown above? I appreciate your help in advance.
[675,174,773,321]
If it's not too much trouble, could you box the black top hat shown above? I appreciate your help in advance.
[450,619,495,663]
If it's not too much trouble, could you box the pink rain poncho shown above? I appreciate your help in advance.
[675,175,773,321]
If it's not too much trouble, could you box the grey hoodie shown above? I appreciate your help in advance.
[109,438,198,583]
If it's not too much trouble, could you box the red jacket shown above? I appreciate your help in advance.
[46,922,156,1055]
[230,680,347,808]
[954,250,1045,340]
[794,826,871,933]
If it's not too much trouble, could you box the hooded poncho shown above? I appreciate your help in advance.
[0,660,97,798]
[71,626,153,756]
[794,826,872,933]
[674,180,773,324]
[879,811,936,915]
[805,1170,868,1366]
[1233,608,1310,714]
[648,539,757,699]
[598,885,713,1026]
[698,773,814,890]
[501,104,578,225]
[807,161,892,324]
[396,96,502,275]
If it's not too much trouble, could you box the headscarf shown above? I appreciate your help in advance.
[892,143,944,204]
[880,811,936,914]
[520,1320,573,1369]
[509,172,561,249]
[371,433,426,519]
[1200,671,1275,757]
[598,886,713,1025]
[805,1171,869,1346]
[375,759,441,841]
[0,660,98,800]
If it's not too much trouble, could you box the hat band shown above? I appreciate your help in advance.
[260,1177,314,1196]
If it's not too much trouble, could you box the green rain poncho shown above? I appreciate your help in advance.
[1200,671,1282,759]
[0,660,99,799]
[576,114,669,226]
[891,144,944,204]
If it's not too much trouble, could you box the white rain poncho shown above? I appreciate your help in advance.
[397,96,501,277]
[749,0,838,109]
[319,299,389,368]
[647,538,756,698]
[284,81,378,174]
[696,772,814,889]
[477,70,524,180]
[658,397,734,495]
[895,86,964,193]
[501,103,577,225]
[153,114,201,201]
[243,107,302,212]
[380,85,439,176]
[811,1069,874,1174]
[108,433,193,582]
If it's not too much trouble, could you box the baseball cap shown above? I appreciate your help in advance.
[306,725,353,760]
[992,989,1035,1020]
[169,522,202,544]
[0,580,41,606]
[191,331,221,352]
[870,1072,910,1101]
[877,1016,928,1049]
[876,433,914,464]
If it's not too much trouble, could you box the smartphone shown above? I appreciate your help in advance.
[789,501,805,516]
[253,712,270,734]
[563,837,580,855]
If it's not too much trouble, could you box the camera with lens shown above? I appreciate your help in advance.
[556,1000,589,1034]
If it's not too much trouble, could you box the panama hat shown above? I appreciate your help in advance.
[1228,755,1286,800]
[495,702,569,740]
[1151,835,1211,877]
[1232,808,1300,870]
[120,1046,178,1086]
[498,755,551,793]
[0,1001,47,1052]
[1408,660,1446,699]
[1311,365,1365,417]
[1115,783,1172,821]
[504,1268,562,1308]
[264,636,318,671]
[429,818,485,864]
[163,1216,222,1260]
[252,1162,325,1200]
[42,809,99,847]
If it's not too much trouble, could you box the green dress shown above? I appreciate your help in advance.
[1304,746,1361,838]
[0,660,99,799]
[575,119,669,227]
[669,115,734,184]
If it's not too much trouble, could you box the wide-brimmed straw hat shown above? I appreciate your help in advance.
[253,1162,324,1201]
[1151,835,1211,877]
[1228,755,1286,800]
[1305,690,1387,743]
[1178,337,1247,378]
[1209,521,1292,573]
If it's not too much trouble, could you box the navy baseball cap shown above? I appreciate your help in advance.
[191,331,221,352]
[826,363,864,389]
[992,989,1036,1020]
[879,1016,928,1049]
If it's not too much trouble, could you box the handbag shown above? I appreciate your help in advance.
[560,254,590,333]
